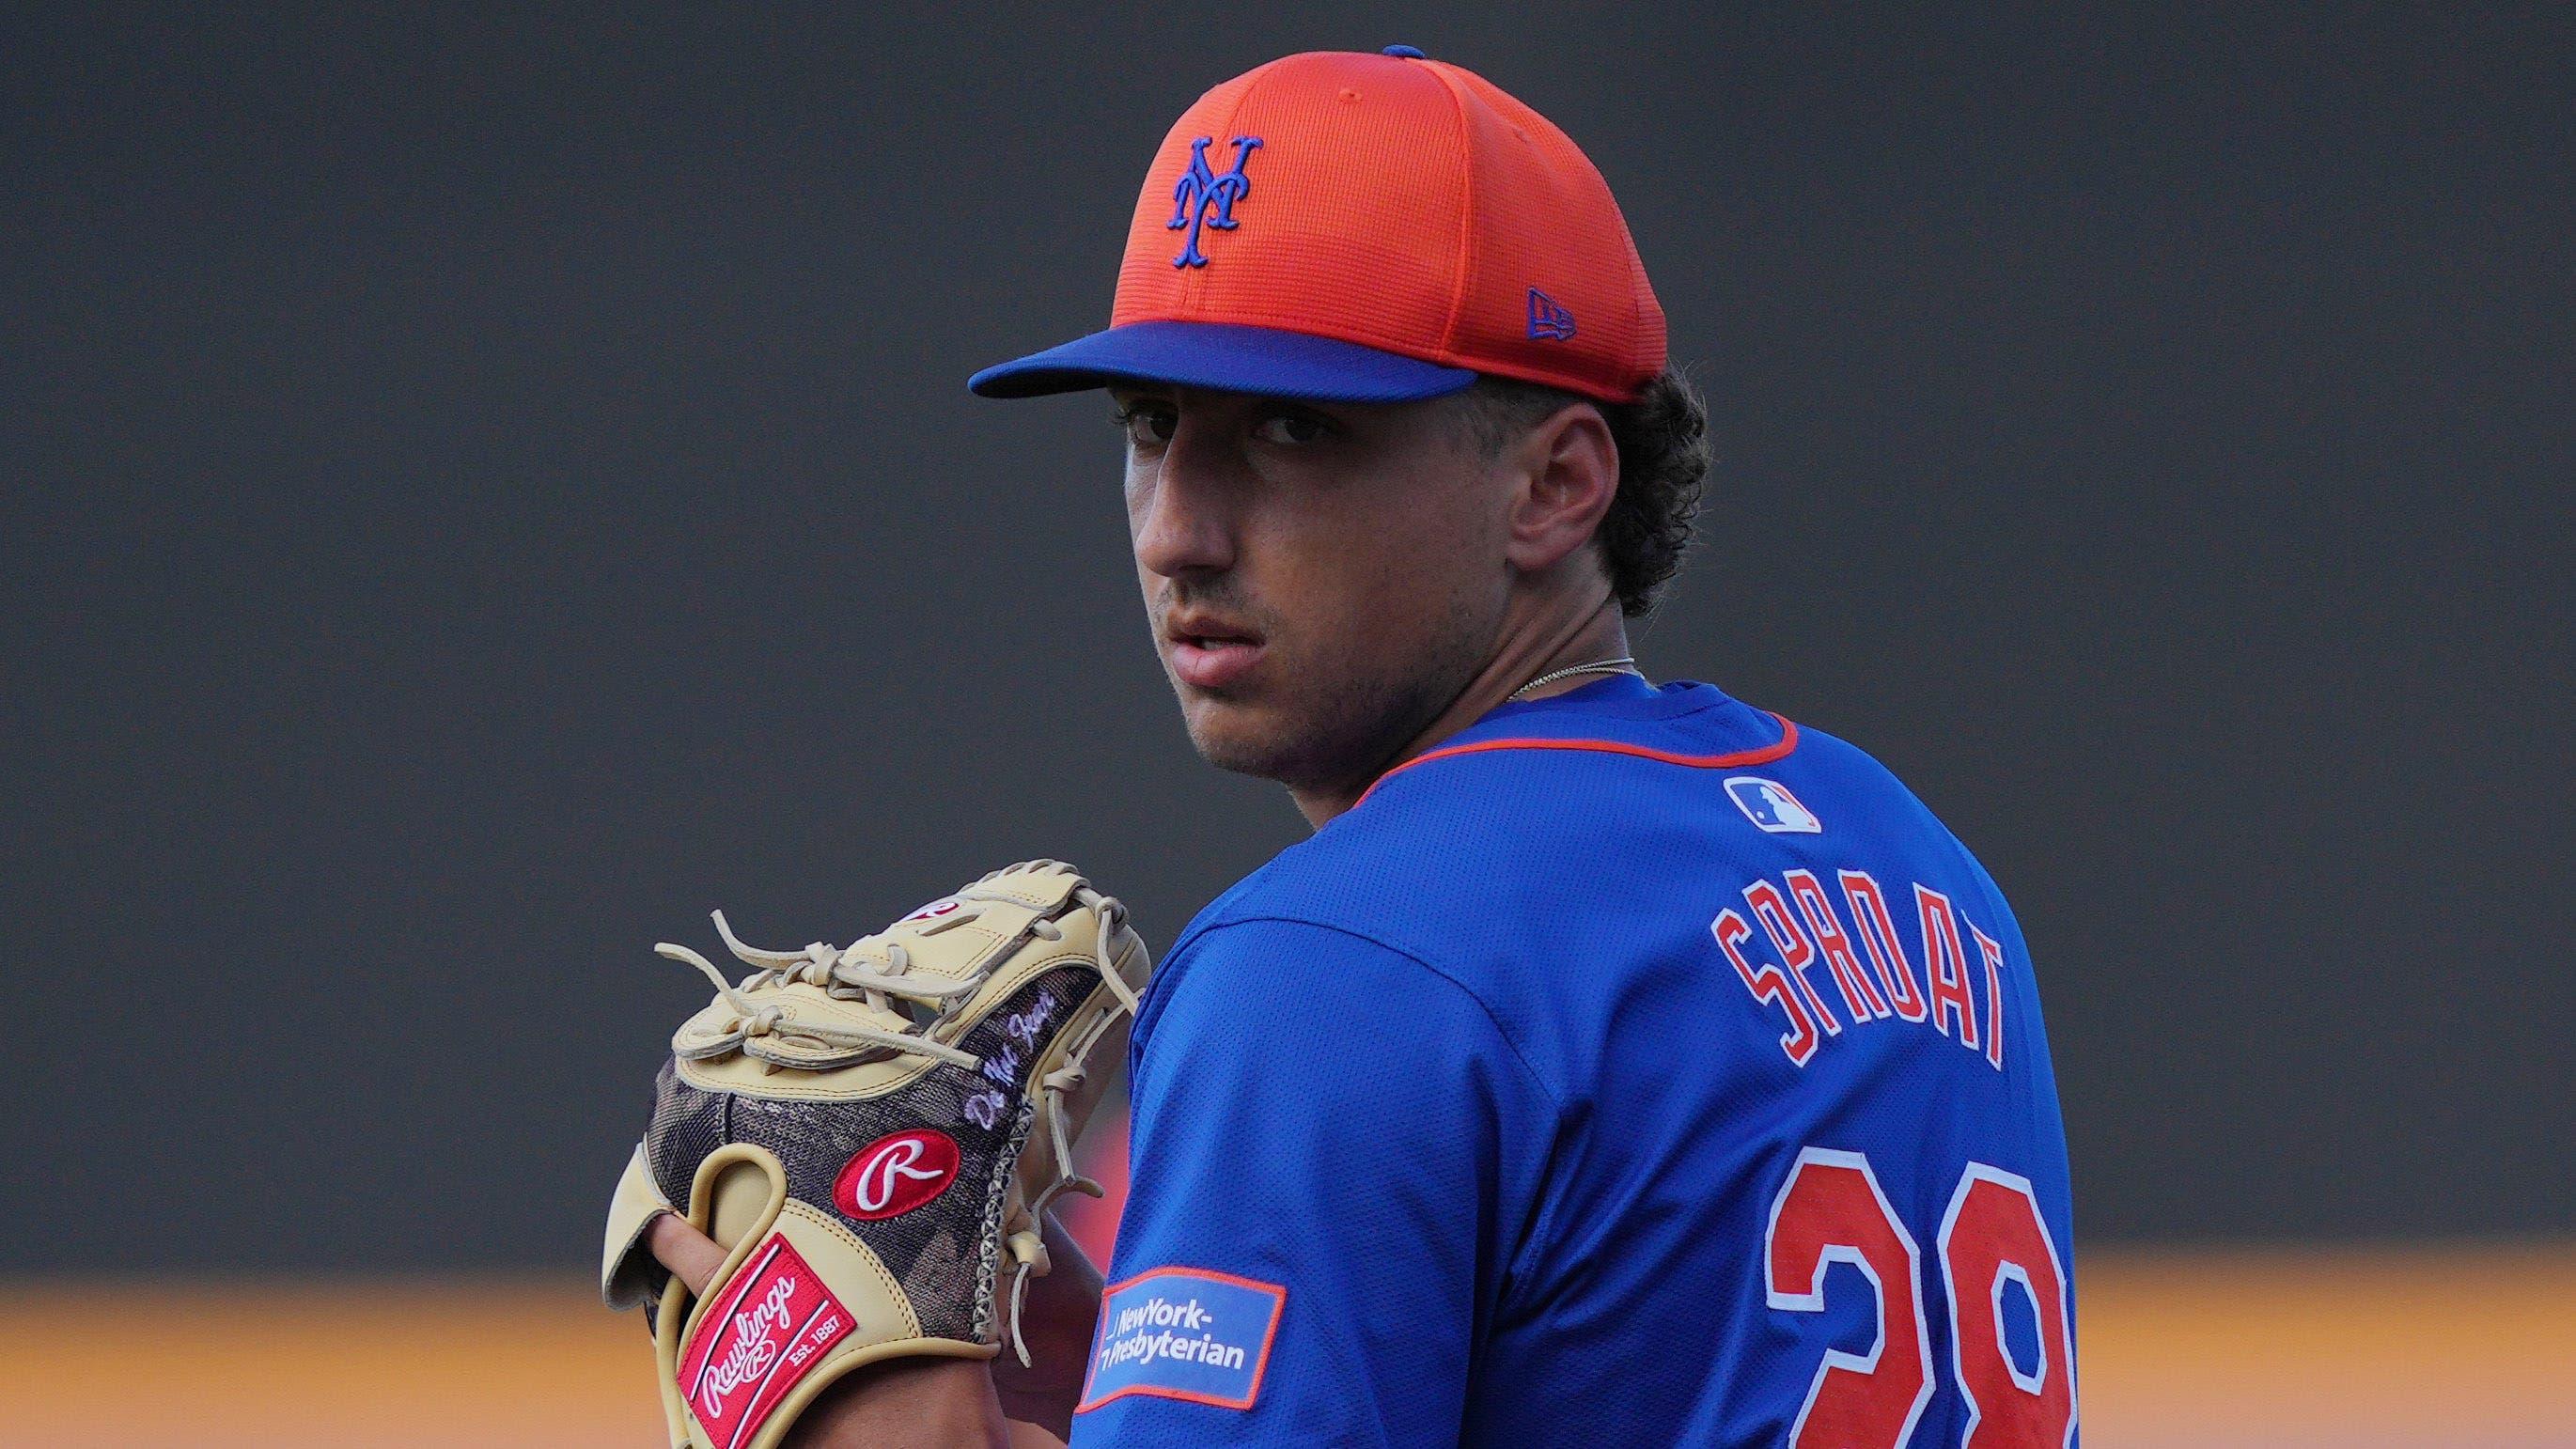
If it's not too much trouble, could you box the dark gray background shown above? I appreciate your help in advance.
[6,6,2569,1272]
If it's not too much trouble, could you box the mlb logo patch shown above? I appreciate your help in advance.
[1077,1267,1286,1415]
[1725,776,1822,834]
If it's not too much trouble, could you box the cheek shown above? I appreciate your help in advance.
[1264,487,1500,651]
[1122,466,1152,545]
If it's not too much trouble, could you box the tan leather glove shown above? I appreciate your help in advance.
[601,861,1149,1449]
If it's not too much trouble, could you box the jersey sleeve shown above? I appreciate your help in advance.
[1067,916,1557,1448]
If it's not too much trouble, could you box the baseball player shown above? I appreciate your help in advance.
[620,46,2077,1448]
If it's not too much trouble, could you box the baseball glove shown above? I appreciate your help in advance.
[601,860,1149,1449]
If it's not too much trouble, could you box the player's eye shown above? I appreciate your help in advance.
[1252,408,1332,446]
[1111,401,1179,448]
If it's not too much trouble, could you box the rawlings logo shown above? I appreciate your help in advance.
[676,1237,853,1449]
[1168,135,1261,267]
[697,1274,798,1419]
[834,1129,961,1220]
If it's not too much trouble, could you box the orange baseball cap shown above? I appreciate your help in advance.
[970,46,1665,405]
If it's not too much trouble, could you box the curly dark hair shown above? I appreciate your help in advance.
[1455,367,1710,616]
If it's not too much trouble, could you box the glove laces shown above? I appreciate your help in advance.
[1001,997,1135,1366]
[655,905,1000,1069]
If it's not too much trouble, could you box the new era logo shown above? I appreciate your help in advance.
[1725,776,1822,834]
[1526,288,1576,340]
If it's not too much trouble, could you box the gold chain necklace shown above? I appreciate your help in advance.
[1507,655,1643,702]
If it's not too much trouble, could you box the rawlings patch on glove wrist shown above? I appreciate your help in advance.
[678,1236,856,1449]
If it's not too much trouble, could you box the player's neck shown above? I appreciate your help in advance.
[1288,594,1634,830]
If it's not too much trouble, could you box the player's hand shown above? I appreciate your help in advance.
[986,1210,1104,1441]
[644,1211,726,1297]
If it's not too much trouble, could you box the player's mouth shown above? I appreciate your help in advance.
[1164,612,1266,691]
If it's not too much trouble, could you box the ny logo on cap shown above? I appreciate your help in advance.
[1169,135,1262,268]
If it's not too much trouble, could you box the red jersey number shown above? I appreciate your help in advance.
[1765,1149,2077,1447]
[1939,1166,2077,1447]
[1765,1148,1934,1447]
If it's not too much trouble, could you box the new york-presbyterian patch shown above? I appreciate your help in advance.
[1076,1267,1287,1413]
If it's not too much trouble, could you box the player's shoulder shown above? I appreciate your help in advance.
[1323,677,1967,865]
[1188,678,2003,949]
[1168,678,1775,953]
[1134,871,1554,1109]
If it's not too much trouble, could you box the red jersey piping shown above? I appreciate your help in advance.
[1355,712,1801,807]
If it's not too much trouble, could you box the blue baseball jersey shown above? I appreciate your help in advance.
[1072,676,2077,1447]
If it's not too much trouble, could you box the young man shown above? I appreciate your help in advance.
[649,47,2077,1447]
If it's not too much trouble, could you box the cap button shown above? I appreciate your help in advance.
[1382,44,1427,59]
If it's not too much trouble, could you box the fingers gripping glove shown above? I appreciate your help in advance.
[600,861,1149,1449]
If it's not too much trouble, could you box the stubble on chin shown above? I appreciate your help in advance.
[1178,626,1489,796]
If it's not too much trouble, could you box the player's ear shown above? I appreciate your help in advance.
[1501,401,1618,575]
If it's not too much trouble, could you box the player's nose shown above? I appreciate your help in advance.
[1129,427,1240,580]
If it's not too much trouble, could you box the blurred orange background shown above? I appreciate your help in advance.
[13,1241,2573,1447]
[10,1120,2572,1447]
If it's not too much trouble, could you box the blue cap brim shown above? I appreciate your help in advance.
[969,320,1477,402]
